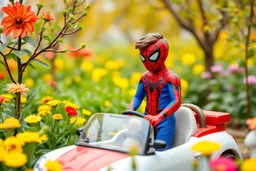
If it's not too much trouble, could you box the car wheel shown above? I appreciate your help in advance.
[221,151,238,160]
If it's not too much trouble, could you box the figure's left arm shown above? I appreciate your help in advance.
[145,75,182,126]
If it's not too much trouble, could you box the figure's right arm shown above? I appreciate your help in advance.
[128,80,145,111]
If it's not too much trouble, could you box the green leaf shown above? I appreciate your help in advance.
[247,49,255,59]
[6,53,17,60]
[0,61,6,67]
[14,50,27,58]
[24,49,32,57]
[24,36,36,47]
[32,59,49,68]
[43,35,52,42]
[0,42,9,51]
[27,87,39,103]
[28,63,36,69]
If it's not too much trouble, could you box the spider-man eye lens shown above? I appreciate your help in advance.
[140,54,145,62]
[149,50,160,61]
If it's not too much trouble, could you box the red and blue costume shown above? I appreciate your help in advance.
[129,36,181,150]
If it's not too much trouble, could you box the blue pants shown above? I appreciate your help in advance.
[156,114,176,151]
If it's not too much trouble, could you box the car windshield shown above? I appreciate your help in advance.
[76,113,150,154]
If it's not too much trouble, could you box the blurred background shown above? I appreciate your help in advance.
[0,0,255,128]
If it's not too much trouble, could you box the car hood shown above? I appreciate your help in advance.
[56,146,129,171]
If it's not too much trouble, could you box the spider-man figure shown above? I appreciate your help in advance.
[129,33,181,150]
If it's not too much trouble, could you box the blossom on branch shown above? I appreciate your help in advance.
[1,2,39,39]
[42,11,55,21]
[6,83,29,96]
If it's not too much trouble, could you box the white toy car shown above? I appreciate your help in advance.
[34,104,242,171]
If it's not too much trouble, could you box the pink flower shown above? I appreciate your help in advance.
[228,65,244,74]
[244,75,256,85]
[201,71,212,79]
[211,65,223,73]
[6,83,29,96]
[210,156,238,171]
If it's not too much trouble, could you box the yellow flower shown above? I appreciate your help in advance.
[52,114,63,120]
[0,138,3,146]
[25,169,34,171]
[192,64,205,75]
[3,151,27,168]
[92,68,108,82]
[104,100,111,107]
[44,160,62,171]
[41,96,54,104]
[76,117,86,127]
[81,61,93,72]
[82,109,92,116]
[2,117,21,129]
[241,158,256,171]
[24,78,34,88]
[191,141,221,156]
[130,72,141,85]
[4,137,23,152]
[129,89,136,97]
[63,101,80,109]
[105,60,125,70]
[24,115,42,124]
[20,96,27,103]
[16,132,41,143]
[47,99,62,107]
[70,117,76,124]
[6,83,29,96]
[0,146,6,162]
[54,59,64,71]
[39,134,48,143]
[38,110,49,116]
[112,75,129,89]
[138,100,146,113]
[38,104,52,112]
[74,75,81,83]
[43,73,53,82]
[0,94,13,102]
[0,123,6,129]
[180,79,188,97]
[181,53,196,65]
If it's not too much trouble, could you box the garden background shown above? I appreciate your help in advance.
[0,0,255,170]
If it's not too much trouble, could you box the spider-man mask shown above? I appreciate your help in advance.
[139,39,169,73]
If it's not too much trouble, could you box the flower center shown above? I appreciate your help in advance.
[15,17,23,25]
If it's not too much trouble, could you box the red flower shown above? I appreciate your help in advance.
[42,12,55,21]
[0,96,5,103]
[1,2,39,39]
[68,48,93,59]
[65,106,77,116]
[0,73,5,79]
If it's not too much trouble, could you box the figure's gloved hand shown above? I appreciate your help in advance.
[144,114,164,127]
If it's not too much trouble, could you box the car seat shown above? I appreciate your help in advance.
[171,106,197,148]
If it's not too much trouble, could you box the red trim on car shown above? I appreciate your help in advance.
[192,110,230,138]
[57,146,129,171]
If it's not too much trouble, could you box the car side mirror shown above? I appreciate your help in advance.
[153,140,166,150]
[76,128,83,136]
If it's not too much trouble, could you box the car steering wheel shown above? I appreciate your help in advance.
[121,110,145,118]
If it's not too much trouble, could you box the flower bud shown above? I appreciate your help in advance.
[82,11,87,17]
[80,43,86,49]
[37,4,44,10]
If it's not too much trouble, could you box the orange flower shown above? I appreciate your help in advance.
[6,83,29,96]
[1,2,39,39]
[246,117,256,129]
[68,48,93,58]
[42,12,55,21]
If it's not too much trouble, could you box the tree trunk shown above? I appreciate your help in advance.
[203,46,214,72]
